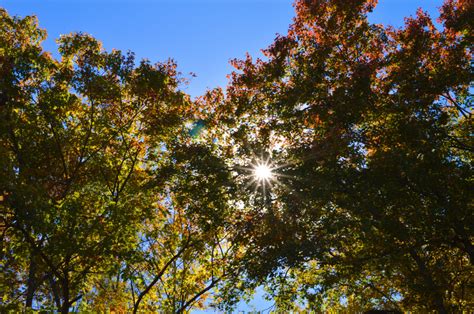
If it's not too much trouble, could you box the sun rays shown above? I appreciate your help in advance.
[253,162,273,181]
[237,156,280,200]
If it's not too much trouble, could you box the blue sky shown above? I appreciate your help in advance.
[0,0,444,311]
[1,0,443,99]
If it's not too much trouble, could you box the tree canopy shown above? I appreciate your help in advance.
[1,0,472,312]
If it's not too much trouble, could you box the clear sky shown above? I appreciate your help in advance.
[1,0,443,99]
[0,0,444,311]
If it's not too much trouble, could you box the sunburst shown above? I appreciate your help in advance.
[253,162,273,181]
[238,156,278,199]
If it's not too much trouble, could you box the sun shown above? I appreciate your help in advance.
[239,156,282,195]
[253,162,273,181]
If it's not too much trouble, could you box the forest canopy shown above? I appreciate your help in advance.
[0,0,472,312]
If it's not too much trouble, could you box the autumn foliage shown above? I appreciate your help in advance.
[1,0,472,312]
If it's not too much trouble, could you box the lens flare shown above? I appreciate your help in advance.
[253,164,273,181]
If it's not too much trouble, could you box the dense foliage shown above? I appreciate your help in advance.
[1,0,472,312]
[0,9,236,313]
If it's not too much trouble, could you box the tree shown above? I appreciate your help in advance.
[1,0,472,312]
[203,0,473,311]
[0,9,245,313]
[0,8,210,312]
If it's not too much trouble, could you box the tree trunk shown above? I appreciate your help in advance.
[410,250,447,313]
[60,271,70,314]
[25,255,38,308]
[48,275,61,310]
